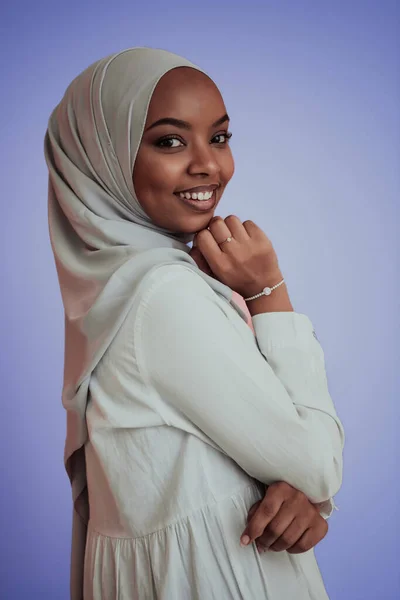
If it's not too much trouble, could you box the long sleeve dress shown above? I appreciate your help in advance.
[82,263,344,600]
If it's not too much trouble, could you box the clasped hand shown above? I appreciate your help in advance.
[188,215,280,298]
[241,482,328,554]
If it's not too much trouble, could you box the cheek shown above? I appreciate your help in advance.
[135,153,182,192]
[222,151,235,181]
[154,159,183,189]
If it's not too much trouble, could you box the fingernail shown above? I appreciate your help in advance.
[240,535,250,547]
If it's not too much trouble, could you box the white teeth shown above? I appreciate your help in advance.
[179,190,214,201]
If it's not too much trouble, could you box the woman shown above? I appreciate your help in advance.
[44,47,344,599]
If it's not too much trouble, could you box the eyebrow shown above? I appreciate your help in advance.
[145,113,230,132]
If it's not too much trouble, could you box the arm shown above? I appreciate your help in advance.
[136,265,345,503]
[235,288,340,518]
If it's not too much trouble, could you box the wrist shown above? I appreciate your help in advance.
[245,274,294,316]
[242,270,285,300]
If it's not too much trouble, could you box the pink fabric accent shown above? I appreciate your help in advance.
[232,292,255,334]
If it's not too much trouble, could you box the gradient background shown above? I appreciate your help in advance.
[1,1,399,598]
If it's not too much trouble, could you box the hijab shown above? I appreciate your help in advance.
[44,46,248,598]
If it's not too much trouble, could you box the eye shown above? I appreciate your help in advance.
[212,131,233,144]
[154,131,233,149]
[155,135,185,149]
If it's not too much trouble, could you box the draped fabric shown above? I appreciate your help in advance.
[44,47,248,598]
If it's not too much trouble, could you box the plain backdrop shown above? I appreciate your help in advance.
[1,1,399,599]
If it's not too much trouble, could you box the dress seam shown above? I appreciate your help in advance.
[88,481,262,541]
[132,266,192,426]
[133,266,198,401]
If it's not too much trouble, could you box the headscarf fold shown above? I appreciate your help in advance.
[44,46,247,599]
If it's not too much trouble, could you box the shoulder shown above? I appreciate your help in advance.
[134,263,228,337]
[139,263,216,306]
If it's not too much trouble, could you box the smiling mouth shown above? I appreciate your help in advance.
[174,188,218,211]
[176,190,214,201]
[175,184,219,195]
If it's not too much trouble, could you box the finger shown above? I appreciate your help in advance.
[188,247,214,276]
[195,228,230,275]
[255,505,297,550]
[246,500,262,524]
[241,495,283,546]
[260,498,316,551]
[242,219,262,239]
[208,216,233,245]
[287,519,328,554]
[266,517,310,553]
[285,528,315,554]
[207,219,236,265]
[221,215,250,243]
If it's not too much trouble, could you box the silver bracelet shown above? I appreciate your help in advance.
[244,278,285,302]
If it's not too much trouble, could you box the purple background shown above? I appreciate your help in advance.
[1,1,399,598]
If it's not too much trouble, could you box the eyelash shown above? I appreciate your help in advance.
[155,131,233,149]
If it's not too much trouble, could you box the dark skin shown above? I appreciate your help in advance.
[133,66,234,234]
[133,67,329,554]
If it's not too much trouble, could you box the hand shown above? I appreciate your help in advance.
[189,245,215,278]
[188,215,281,298]
[241,482,328,554]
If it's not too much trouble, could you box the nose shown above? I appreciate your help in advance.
[187,141,220,178]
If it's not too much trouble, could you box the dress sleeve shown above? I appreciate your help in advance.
[135,265,345,504]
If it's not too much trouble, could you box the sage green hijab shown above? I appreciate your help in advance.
[44,47,247,598]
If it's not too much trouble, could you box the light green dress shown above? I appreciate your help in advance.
[83,264,344,599]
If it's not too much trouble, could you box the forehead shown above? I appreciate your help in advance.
[145,67,225,122]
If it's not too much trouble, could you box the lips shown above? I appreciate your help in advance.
[175,188,218,212]
[176,184,219,194]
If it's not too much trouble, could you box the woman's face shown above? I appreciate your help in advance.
[133,67,234,234]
